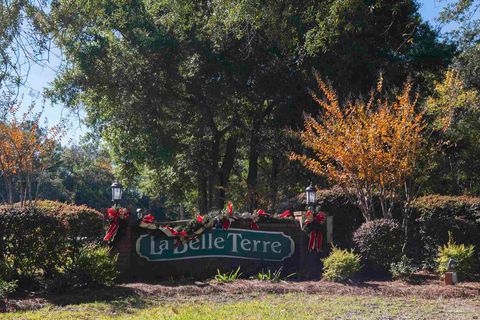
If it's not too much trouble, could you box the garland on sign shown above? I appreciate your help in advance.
[302,210,326,252]
[138,201,295,245]
[104,207,130,242]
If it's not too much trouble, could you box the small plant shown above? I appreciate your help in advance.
[437,232,475,280]
[255,269,274,281]
[66,244,118,288]
[215,267,242,283]
[0,278,17,300]
[390,255,417,281]
[254,267,295,282]
[322,247,361,282]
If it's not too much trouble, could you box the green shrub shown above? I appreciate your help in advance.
[34,200,104,241]
[412,195,480,270]
[66,244,118,288]
[436,233,475,280]
[390,255,417,281]
[0,208,69,282]
[322,247,361,282]
[0,278,17,299]
[0,202,104,285]
[353,219,404,272]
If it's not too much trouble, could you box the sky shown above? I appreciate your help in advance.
[16,0,457,145]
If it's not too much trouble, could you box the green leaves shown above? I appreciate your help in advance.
[437,232,475,279]
[322,246,361,282]
[215,266,242,283]
[438,0,479,48]
[46,0,453,212]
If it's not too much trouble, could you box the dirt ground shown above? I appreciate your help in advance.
[4,273,480,312]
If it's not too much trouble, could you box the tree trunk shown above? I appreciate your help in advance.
[246,102,273,211]
[216,135,238,209]
[5,175,13,205]
[197,174,208,214]
[179,205,184,220]
[208,131,221,210]
[247,128,259,211]
[269,155,279,211]
[27,173,32,205]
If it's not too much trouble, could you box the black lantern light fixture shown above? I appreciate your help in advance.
[111,181,123,205]
[305,182,317,208]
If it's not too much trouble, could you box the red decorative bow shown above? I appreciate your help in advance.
[222,218,231,230]
[257,209,266,216]
[104,208,130,242]
[304,211,326,252]
[315,211,326,224]
[308,230,323,252]
[279,210,293,218]
[142,214,155,224]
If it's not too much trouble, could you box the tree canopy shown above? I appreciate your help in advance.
[44,0,455,213]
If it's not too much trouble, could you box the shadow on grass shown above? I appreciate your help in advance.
[45,285,142,307]
[5,285,148,313]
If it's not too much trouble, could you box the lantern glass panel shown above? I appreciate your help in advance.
[112,187,122,201]
[306,191,315,204]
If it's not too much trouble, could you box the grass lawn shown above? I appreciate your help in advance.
[2,293,479,320]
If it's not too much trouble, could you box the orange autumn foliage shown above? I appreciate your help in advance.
[291,74,424,220]
[0,108,62,206]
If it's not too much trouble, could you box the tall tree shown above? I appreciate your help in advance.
[438,0,479,48]
[422,69,480,194]
[0,106,61,205]
[0,0,50,103]
[47,0,452,213]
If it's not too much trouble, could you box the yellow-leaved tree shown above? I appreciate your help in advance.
[291,73,424,221]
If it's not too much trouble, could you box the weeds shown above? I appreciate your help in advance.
[253,267,295,282]
[215,267,242,283]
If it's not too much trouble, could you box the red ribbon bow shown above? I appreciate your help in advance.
[104,208,129,242]
[305,211,326,252]
[308,230,323,252]
[142,214,155,224]
[315,211,326,224]
[279,210,293,218]
[222,218,231,230]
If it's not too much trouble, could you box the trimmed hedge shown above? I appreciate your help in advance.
[412,195,480,269]
[304,190,480,271]
[0,202,104,284]
[33,200,104,241]
[315,188,364,248]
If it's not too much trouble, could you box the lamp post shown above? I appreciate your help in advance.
[305,182,317,211]
[111,181,123,209]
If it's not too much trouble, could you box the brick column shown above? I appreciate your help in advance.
[112,217,133,281]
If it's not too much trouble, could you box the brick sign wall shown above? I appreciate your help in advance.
[112,219,326,281]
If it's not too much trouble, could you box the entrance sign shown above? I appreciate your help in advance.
[136,228,295,261]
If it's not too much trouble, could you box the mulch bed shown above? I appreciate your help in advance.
[124,279,480,299]
[4,274,480,312]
